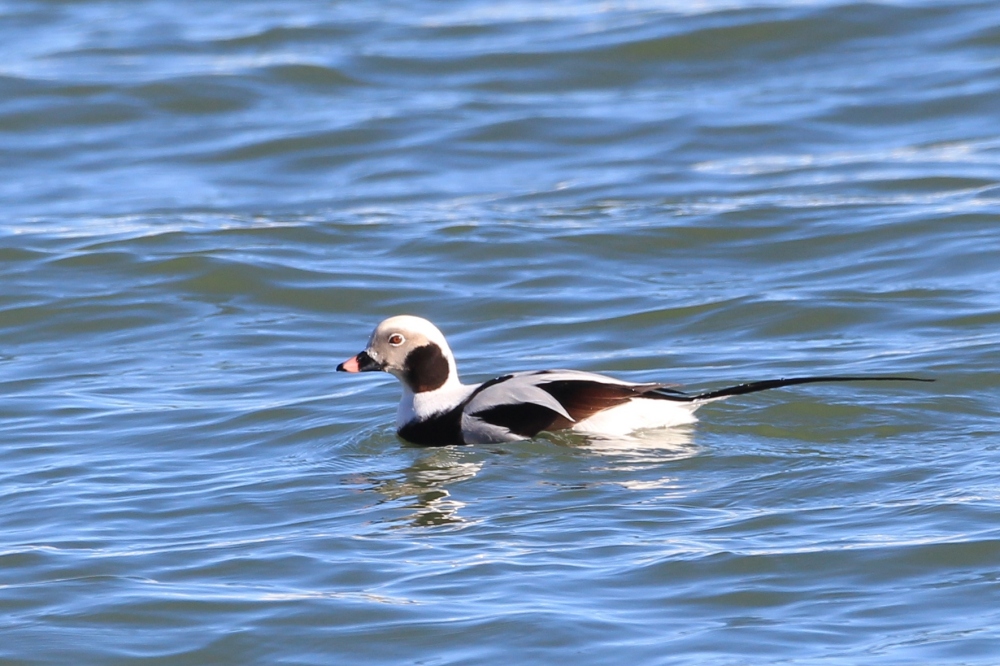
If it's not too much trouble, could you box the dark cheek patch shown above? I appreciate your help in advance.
[403,344,450,393]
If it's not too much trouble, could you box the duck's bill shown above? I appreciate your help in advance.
[337,350,382,373]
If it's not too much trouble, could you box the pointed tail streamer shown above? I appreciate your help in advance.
[655,375,933,403]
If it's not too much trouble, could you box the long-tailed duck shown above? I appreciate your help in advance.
[337,315,930,446]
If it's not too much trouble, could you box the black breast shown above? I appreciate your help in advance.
[397,405,465,446]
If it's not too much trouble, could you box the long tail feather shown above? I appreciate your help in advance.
[654,375,933,403]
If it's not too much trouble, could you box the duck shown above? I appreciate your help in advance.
[336,315,930,446]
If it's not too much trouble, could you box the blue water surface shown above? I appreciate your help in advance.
[2,1,999,664]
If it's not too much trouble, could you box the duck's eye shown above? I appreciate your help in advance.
[388,333,405,346]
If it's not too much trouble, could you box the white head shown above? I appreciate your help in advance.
[337,315,461,393]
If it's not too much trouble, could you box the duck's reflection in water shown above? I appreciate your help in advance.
[370,426,699,526]
[581,425,697,458]
[547,426,699,494]
[371,447,482,528]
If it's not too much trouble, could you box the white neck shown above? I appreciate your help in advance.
[396,380,475,429]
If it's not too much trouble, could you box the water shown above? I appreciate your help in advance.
[2,1,999,663]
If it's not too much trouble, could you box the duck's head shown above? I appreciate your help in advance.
[337,315,460,393]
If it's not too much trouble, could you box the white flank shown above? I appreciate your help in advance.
[571,398,700,437]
